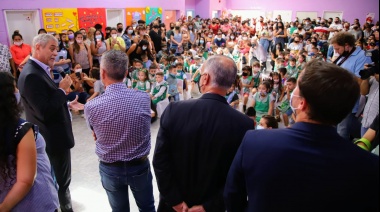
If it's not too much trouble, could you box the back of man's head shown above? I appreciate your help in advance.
[100,50,128,81]
[298,60,359,125]
[203,55,237,90]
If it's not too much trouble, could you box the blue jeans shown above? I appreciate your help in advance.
[99,160,155,212]
[168,93,180,102]
[259,39,269,53]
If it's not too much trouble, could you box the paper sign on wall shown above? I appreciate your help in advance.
[78,8,106,33]
[126,8,146,26]
[42,8,79,33]
[145,7,162,25]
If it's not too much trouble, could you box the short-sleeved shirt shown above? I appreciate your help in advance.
[0,43,12,72]
[94,80,105,95]
[107,37,126,51]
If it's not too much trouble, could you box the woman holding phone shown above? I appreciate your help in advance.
[90,30,109,68]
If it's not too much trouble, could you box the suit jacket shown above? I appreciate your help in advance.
[18,59,74,153]
[224,122,379,212]
[153,93,254,211]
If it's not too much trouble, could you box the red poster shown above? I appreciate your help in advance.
[77,8,106,33]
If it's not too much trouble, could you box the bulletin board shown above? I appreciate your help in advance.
[42,8,79,33]
[78,8,107,32]
[126,8,146,26]
[145,7,162,25]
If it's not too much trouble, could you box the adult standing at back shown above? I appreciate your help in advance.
[10,31,32,75]
[69,31,93,76]
[18,34,83,212]
[224,60,379,212]
[150,20,163,56]
[84,50,155,212]
[330,32,372,140]
[153,55,254,212]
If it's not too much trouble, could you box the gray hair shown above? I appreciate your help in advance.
[203,55,237,90]
[32,34,57,53]
[100,50,128,81]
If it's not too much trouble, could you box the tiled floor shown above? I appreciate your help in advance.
[70,115,161,212]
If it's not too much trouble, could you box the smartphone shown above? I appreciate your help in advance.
[59,56,63,60]
[75,72,81,80]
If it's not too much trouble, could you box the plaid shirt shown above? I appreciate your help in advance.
[84,82,151,163]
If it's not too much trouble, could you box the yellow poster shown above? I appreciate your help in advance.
[42,8,79,33]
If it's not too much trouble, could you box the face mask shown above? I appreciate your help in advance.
[231,36,235,39]
[290,92,301,115]
[274,79,279,83]
[242,37,248,40]
[335,21,339,24]
[242,72,248,76]
[15,92,20,104]
[264,26,268,29]
[256,125,265,130]
[200,40,204,44]
[306,22,310,25]
[95,35,102,40]
[253,67,260,72]
[68,34,74,39]
[175,27,180,30]
[189,26,193,29]
[75,68,82,73]
[128,30,134,34]
[142,46,147,50]
[260,91,267,96]
[118,28,123,33]
[14,41,23,46]
[76,39,82,44]
[208,35,213,38]
[112,34,117,39]
[217,37,221,41]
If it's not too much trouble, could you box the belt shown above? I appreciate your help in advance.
[100,156,148,167]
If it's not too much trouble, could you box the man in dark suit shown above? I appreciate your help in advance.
[153,55,254,212]
[18,34,81,212]
[224,60,379,212]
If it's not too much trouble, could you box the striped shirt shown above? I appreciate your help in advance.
[84,82,151,163]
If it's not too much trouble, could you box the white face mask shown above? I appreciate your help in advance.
[127,30,134,34]
[142,46,147,50]
[256,125,265,130]
[14,41,23,46]
[76,39,82,44]
[242,37,248,40]
[95,35,102,40]
[231,36,235,39]
[290,91,302,115]
[208,34,213,38]
[111,34,117,39]
[75,68,82,73]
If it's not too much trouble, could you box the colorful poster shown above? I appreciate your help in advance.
[126,8,146,26]
[145,7,162,25]
[42,8,79,33]
[78,8,106,32]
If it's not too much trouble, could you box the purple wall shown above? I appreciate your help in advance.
[0,0,185,45]
[227,0,379,24]
[185,0,196,10]
[194,0,210,18]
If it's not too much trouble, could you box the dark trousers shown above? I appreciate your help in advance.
[48,149,73,212]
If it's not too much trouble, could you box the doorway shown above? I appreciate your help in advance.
[106,9,124,29]
[5,10,41,46]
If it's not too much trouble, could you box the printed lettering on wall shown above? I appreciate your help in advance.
[145,7,162,25]
[42,8,79,33]
[78,8,107,32]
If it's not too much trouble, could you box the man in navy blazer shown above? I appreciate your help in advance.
[18,34,80,212]
[224,60,379,212]
[153,55,254,212]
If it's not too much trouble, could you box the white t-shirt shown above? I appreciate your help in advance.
[94,80,105,95]
[328,23,343,39]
